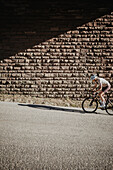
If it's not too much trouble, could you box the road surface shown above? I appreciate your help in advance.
[0,101,113,170]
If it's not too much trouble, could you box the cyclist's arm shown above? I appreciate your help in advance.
[92,83,97,91]
[95,83,102,92]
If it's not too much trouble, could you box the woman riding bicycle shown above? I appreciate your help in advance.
[90,75,111,108]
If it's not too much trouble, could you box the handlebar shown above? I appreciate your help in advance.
[88,91,98,98]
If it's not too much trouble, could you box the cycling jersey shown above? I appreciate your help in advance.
[98,78,111,87]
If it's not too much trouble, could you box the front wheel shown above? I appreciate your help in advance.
[105,99,113,115]
[82,97,98,113]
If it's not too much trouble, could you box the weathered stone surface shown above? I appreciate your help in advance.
[0,1,113,101]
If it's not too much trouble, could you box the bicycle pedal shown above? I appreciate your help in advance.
[100,108,105,110]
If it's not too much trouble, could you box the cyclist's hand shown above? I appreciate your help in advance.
[93,92,98,96]
[91,91,95,95]
[89,90,94,94]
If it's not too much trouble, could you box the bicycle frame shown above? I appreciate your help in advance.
[90,91,112,105]
[82,91,113,114]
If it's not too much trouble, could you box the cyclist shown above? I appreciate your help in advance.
[90,75,111,108]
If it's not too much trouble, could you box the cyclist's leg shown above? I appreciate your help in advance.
[100,85,111,106]
[99,91,105,104]
[104,85,111,94]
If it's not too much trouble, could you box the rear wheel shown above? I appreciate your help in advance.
[105,99,113,115]
[82,97,98,113]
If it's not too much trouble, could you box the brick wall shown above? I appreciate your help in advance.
[0,1,113,101]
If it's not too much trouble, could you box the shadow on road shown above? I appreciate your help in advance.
[18,103,85,114]
[18,103,109,115]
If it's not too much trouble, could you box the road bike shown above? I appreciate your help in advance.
[82,91,113,115]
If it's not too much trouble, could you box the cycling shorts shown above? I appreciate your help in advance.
[102,86,110,93]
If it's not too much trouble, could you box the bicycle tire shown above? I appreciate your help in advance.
[105,99,113,115]
[82,97,98,113]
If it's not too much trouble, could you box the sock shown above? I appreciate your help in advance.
[100,100,102,104]
[102,101,105,106]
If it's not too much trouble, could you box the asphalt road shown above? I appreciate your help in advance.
[0,101,113,170]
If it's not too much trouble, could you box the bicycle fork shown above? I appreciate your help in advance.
[89,99,94,106]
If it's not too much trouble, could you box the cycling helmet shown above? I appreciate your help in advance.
[90,75,97,81]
